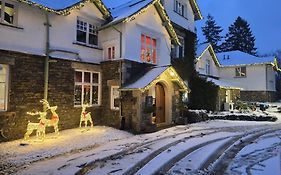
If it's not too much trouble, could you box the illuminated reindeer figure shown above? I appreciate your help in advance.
[24,111,47,140]
[80,103,93,127]
[41,99,60,135]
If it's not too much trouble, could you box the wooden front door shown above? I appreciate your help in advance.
[155,83,165,124]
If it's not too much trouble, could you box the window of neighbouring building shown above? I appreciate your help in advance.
[111,86,119,110]
[0,64,8,111]
[235,66,246,77]
[174,0,186,17]
[74,70,100,106]
[76,18,98,46]
[0,0,16,25]
[141,34,157,64]
[107,46,115,60]
[206,59,211,75]
[171,36,184,59]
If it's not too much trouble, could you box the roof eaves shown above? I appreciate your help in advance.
[188,0,203,21]
[154,1,179,45]
[17,0,111,18]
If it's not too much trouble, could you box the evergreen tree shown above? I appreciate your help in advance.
[201,14,223,52]
[221,16,257,55]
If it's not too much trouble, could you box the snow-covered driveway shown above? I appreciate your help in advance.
[1,119,281,175]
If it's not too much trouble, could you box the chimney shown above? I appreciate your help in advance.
[227,55,230,59]
[223,55,226,60]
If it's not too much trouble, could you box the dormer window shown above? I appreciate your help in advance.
[0,0,16,25]
[141,34,157,64]
[76,18,98,46]
[174,0,186,18]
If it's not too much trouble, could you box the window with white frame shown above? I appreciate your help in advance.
[111,86,119,110]
[206,59,211,75]
[106,46,115,60]
[174,0,186,17]
[171,36,184,58]
[0,64,8,111]
[141,34,157,64]
[235,66,246,77]
[74,70,100,106]
[76,18,98,46]
[0,0,16,25]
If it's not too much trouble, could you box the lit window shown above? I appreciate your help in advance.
[0,64,8,111]
[76,18,98,46]
[111,86,119,110]
[174,0,186,17]
[74,70,101,106]
[140,34,157,64]
[235,67,246,77]
[0,0,16,25]
[107,46,115,60]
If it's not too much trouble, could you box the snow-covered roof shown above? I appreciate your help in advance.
[17,0,110,16]
[207,78,241,90]
[122,66,189,91]
[123,66,168,89]
[196,43,220,66]
[217,51,275,67]
[100,0,179,44]
[196,43,209,58]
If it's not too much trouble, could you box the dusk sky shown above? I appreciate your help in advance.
[196,0,281,55]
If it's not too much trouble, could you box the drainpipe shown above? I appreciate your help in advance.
[44,13,50,111]
[112,26,124,128]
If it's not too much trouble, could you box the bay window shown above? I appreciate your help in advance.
[0,64,8,111]
[0,0,16,25]
[76,18,98,46]
[74,70,100,106]
[141,34,157,64]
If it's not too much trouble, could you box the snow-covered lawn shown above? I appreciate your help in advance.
[0,126,132,175]
[0,109,280,175]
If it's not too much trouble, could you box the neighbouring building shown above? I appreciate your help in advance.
[217,51,280,102]
[195,44,241,111]
[0,0,201,141]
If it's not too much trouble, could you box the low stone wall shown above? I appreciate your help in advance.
[240,91,276,102]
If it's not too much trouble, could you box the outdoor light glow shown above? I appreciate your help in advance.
[24,100,60,141]
[80,103,93,128]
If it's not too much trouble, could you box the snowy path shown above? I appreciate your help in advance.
[1,120,280,175]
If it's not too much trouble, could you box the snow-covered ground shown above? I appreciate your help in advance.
[0,104,281,175]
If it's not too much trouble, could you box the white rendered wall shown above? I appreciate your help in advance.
[122,6,172,66]
[0,2,104,63]
[266,65,276,91]
[162,0,195,33]
[219,65,269,91]
[0,3,46,55]
[49,3,104,63]
[195,50,219,77]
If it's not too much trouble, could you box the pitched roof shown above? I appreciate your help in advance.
[100,0,179,44]
[196,43,220,66]
[189,0,203,20]
[18,0,110,17]
[216,51,275,67]
[122,66,189,92]
[207,78,241,90]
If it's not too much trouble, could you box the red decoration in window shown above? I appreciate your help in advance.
[141,34,145,61]
[140,34,157,64]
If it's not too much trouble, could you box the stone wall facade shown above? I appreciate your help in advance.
[0,50,102,142]
[240,91,276,102]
